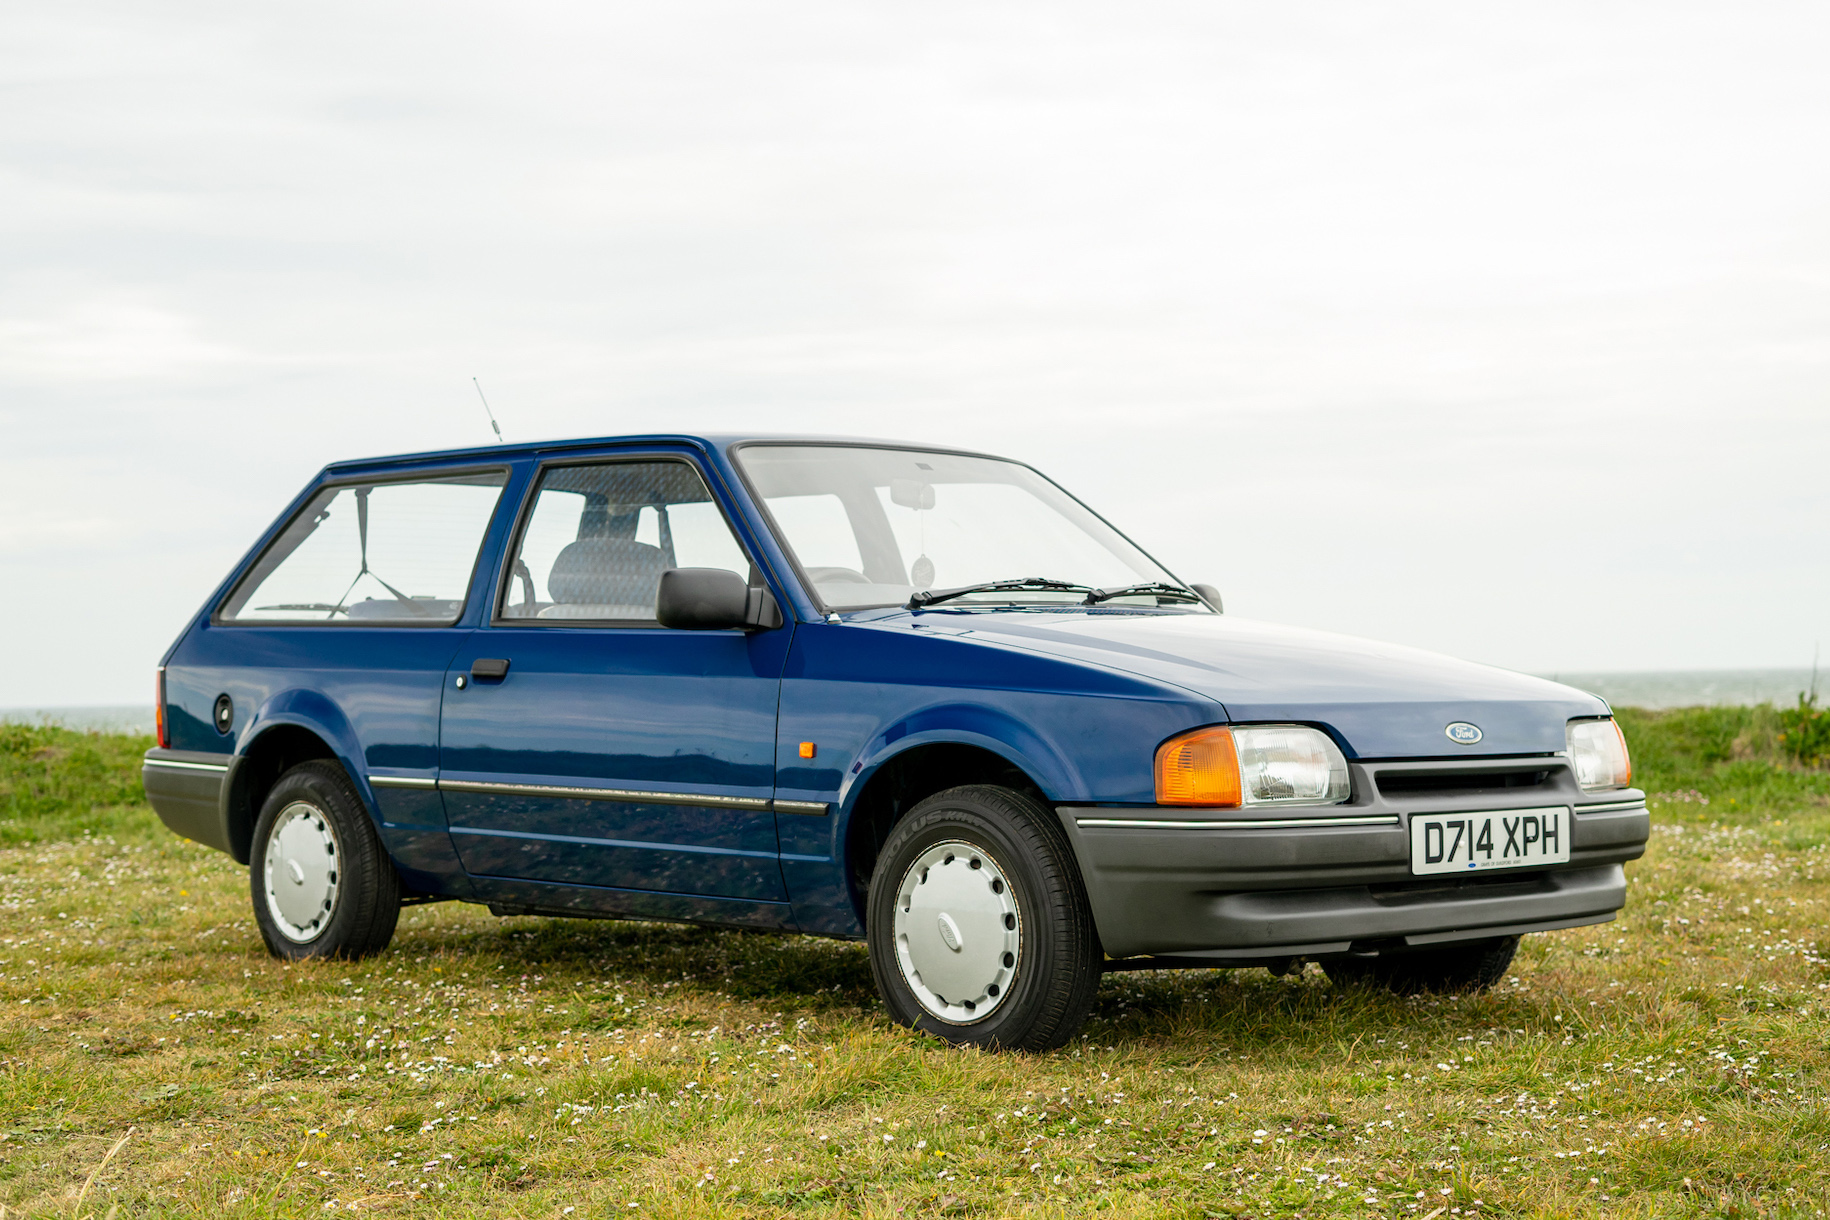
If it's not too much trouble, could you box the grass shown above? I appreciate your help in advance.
[1,712,1827,1218]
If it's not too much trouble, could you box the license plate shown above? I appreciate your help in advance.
[1409,806,1571,875]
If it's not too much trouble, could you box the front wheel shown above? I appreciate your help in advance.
[866,785,1099,1051]
[1323,936,1519,995]
[250,760,401,960]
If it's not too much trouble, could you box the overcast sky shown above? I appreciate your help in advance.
[3,1,1827,706]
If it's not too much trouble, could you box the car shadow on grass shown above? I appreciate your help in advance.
[390,912,1557,1051]
[1081,964,1560,1052]
[396,913,884,1013]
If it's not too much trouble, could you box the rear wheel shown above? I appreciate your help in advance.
[1323,936,1519,995]
[866,784,1099,1051]
[250,760,401,960]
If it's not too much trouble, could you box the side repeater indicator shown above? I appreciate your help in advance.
[1445,722,1483,745]
[798,742,817,759]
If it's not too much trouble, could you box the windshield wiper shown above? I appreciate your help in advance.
[1083,582,1204,605]
[908,577,1093,610]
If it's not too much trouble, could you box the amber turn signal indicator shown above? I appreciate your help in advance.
[1154,725,1242,807]
[799,741,817,759]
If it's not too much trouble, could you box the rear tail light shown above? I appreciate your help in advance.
[155,667,169,749]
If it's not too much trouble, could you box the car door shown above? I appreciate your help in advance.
[438,452,796,923]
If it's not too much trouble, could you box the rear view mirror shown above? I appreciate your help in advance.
[1190,583,1224,613]
[890,479,936,510]
[657,568,783,631]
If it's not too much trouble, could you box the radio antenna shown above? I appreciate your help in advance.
[472,377,505,442]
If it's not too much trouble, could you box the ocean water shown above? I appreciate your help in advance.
[1,704,157,734]
[3,668,1820,734]
[1532,668,1821,711]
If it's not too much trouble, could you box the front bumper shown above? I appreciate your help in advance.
[1056,755,1649,961]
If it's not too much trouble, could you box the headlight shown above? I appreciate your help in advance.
[1155,724,1350,807]
[1567,718,1632,791]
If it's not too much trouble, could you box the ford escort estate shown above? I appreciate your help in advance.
[143,435,1649,1050]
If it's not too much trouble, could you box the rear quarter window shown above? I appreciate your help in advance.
[219,471,507,625]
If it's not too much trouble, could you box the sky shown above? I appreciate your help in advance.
[2,1,1827,706]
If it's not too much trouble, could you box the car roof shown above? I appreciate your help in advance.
[322,433,1015,475]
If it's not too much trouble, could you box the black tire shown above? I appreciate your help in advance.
[250,760,401,961]
[866,784,1099,1051]
[1323,936,1519,995]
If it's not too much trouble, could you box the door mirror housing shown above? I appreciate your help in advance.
[656,568,783,631]
[1190,583,1224,613]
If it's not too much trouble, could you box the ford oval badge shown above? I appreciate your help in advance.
[1445,722,1483,745]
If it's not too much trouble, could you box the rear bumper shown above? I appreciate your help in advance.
[1056,796,1648,960]
[142,749,234,855]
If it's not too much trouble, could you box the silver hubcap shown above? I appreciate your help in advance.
[263,801,342,943]
[892,839,1020,1024]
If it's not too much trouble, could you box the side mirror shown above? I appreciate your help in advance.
[656,568,783,631]
[1190,583,1224,613]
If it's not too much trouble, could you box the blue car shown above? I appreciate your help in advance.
[143,435,1648,1049]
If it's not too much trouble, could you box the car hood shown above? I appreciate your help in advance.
[891,609,1609,759]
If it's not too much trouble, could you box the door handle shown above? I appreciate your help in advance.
[470,658,511,681]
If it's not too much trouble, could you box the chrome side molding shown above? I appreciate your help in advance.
[374,774,828,816]
[143,757,230,773]
[1573,799,1649,815]
[1076,813,1401,831]
[438,778,773,811]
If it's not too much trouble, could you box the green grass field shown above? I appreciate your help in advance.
[2,706,1827,1218]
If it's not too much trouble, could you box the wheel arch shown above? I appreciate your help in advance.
[840,733,1059,930]
[222,693,371,865]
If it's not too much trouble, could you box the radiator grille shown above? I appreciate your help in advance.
[1374,767,1553,800]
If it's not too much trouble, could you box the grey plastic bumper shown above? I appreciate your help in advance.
[142,749,233,855]
[1056,798,1649,961]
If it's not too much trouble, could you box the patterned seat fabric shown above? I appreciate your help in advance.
[546,537,667,614]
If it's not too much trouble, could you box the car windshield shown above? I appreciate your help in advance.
[734,444,1196,612]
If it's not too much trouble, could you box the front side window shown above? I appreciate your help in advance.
[501,460,750,622]
[735,445,1188,611]
[220,471,507,624]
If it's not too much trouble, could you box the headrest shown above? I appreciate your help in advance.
[578,505,643,540]
[548,538,667,607]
